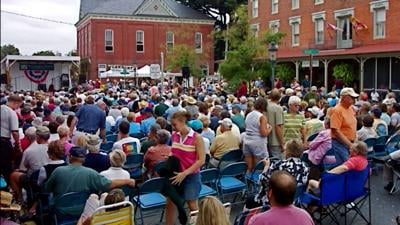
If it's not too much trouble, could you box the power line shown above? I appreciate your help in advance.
[1,10,75,26]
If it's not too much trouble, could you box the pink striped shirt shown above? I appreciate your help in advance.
[171,129,199,173]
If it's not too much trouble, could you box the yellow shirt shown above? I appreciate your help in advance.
[210,131,240,159]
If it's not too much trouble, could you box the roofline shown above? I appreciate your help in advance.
[75,13,215,27]
[1,55,81,63]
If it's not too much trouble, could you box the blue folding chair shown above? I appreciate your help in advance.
[217,162,248,203]
[245,160,265,194]
[123,153,144,180]
[132,177,166,225]
[53,192,90,225]
[216,149,243,169]
[202,154,211,170]
[199,168,219,198]
[364,138,377,167]
[385,134,400,154]
[100,141,114,154]
[130,132,145,139]
[106,134,118,143]
[374,135,389,157]
[233,205,270,225]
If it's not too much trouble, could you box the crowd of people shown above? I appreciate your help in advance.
[1,77,400,225]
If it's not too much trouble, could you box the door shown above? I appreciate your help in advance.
[337,16,352,49]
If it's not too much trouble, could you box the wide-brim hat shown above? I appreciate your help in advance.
[186,96,197,105]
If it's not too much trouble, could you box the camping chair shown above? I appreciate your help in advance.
[385,134,400,154]
[53,192,91,225]
[233,205,270,225]
[199,168,219,198]
[106,134,118,143]
[132,177,166,225]
[123,153,144,180]
[90,201,134,225]
[100,141,114,154]
[299,172,346,225]
[216,149,243,169]
[343,167,371,225]
[374,135,389,157]
[245,160,265,194]
[217,162,248,203]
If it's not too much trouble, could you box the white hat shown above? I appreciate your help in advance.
[285,88,294,95]
[340,88,359,98]
[307,106,320,116]
[218,118,233,128]
[311,86,317,91]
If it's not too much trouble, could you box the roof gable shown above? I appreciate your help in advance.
[135,0,177,17]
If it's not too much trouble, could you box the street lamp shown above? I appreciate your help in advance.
[132,61,137,88]
[268,42,278,89]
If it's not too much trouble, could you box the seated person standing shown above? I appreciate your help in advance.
[83,135,110,173]
[113,121,141,154]
[209,118,240,167]
[307,141,368,193]
[249,171,314,225]
[45,146,136,199]
[144,130,171,177]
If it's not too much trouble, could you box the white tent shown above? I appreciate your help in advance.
[129,65,150,78]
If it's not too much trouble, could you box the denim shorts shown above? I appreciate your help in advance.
[183,173,201,201]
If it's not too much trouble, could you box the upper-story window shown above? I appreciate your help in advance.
[289,16,301,46]
[136,30,144,52]
[312,11,326,45]
[315,0,324,5]
[105,29,113,52]
[195,32,202,53]
[252,0,259,18]
[166,32,174,53]
[271,0,279,14]
[269,20,280,33]
[292,0,299,10]
[370,0,388,39]
[250,24,260,37]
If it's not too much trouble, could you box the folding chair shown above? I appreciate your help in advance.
[90,201,134,225]
[132,177,166,225]
[106,134,118,143]
[300,172,346,225]
[343,167,371,225]
[202,154,211,170]
[245,160,265,194]
[307,132,319,142]
[199,168,219,198]
[233,205,270,225]
[123,153,144,180]
[130,132,145,139]
[100,141,114,154]
[216,149,243,169]
[53,192,91,225]
[364,138,377,169]
[374,135,389,157]
[385,134,400,154]
[217,162,248,203]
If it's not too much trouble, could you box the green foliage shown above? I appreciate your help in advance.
[333,63,354,86]
[226,5,249,50]
[276,64,295,84]
[262,30,286,45]
[66,49,78,56]
[1,44,20,60]
[32,50,55,56]
[166,44,202,78]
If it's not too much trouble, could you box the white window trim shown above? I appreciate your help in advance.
[372,8,386,39]
[252,0,259,18]
[166,31,174,53]
[370,0,389,40]
[136,30,144,53]
[289,16,301,47]
[334,8,354,19]
[269,20,280,33]
[369,0,389,11]
[250,23,260,37]
[195,32,203,54]
[315,0,324,5]
[104,29,114,52]
[314,18,325,45]
[291,0,299,10]
[271,0,279,14]
[312,11,326,21]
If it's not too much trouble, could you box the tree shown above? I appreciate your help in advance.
[276,64,295,85]
[32,50,56,56]
[1,44,20,60]
[333,63,354,86]
[166,44,202,77]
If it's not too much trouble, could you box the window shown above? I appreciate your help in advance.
[315,18,324,44]
[271,0,278,14]
[291,22,300,46]
[269,20,280,33]
[105,29,113,52]
[195,32,202,53]
[251,24,260,37]
[252,0,258,18]
[315,0,323,4]
[374,8,386,39]
[292,0,299,9]
[166,32,174,53]
[136,30,144,52]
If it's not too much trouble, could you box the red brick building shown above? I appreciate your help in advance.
[76,0,214,81]
[249,0,400,91]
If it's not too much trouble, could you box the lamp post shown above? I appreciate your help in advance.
[268,42,278,89]
[133,61,137,88]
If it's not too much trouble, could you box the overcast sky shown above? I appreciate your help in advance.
[1,0,80,55]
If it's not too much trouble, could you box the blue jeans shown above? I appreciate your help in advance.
[331,139,350,166]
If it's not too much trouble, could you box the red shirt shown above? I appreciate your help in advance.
[20,137,31,151]
[344,155,368,171]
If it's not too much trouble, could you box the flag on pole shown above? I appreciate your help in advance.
[351,16,368,31]
[326,22,343,32]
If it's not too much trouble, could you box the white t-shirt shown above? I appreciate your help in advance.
[113,136,141,153]
[100,167,130,180]
[371,92,379,102]
[20,141,50,176]
[203,137,210,155]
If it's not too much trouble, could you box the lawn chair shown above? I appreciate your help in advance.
[217,162,248,203]
[53,192,90,225]
[90,201,134,225]
[374,135,389,157]
[199,168,219,198]
[130,132,145,139]
[132,177,166,225]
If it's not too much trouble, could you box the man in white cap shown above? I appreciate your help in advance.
[303,86,320,103]
[327,87,359,166]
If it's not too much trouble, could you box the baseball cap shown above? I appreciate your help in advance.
[188,120,203,131]
[36,126,50,136]
[232,104,241,111]
[340,88,359,98]
[69,146,88,158]
[218,118,233,128]
[307,106,320,116]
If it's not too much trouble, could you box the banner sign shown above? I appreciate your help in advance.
[20,64,54,71]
